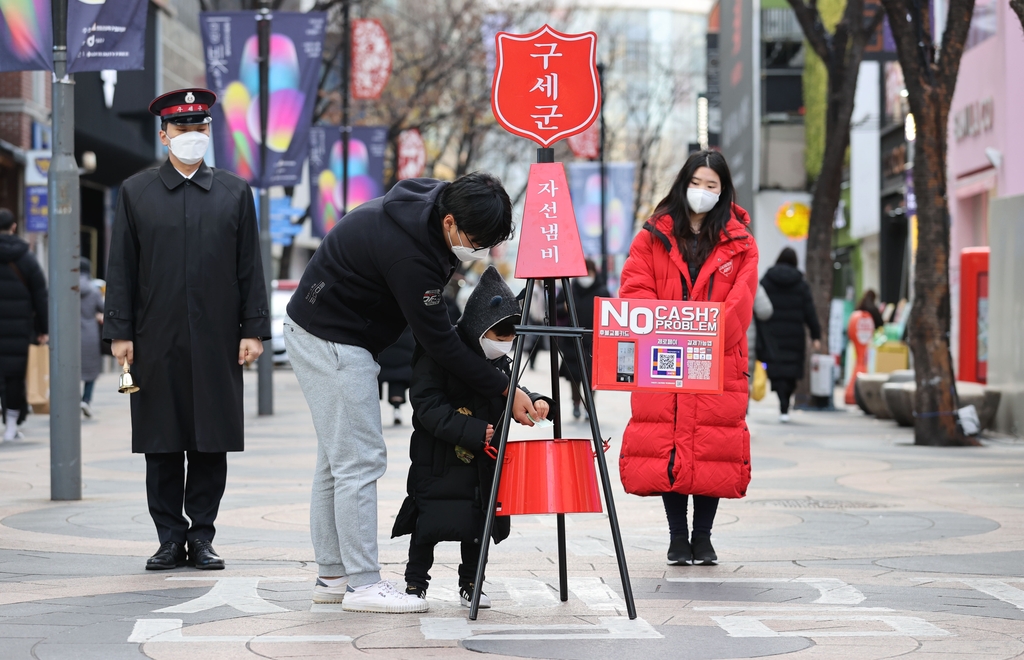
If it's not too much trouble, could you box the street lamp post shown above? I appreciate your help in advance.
[340,0,352,216]
[597,63,607,281]
[48,0,82,501]
[256,2,273,415]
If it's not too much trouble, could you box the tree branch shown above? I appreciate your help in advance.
[786,0,832,61]
[1013,0,1024,31]
[937,0,975,90]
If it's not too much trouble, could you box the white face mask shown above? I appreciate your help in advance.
[577,275,595,288]
[481,337,513,359]
[450,223,489,261]
[687,187,720,214]
[167,131,210,166]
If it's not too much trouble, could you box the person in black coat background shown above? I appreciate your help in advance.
[0,209,48,442]
[760,247,821,422]
[556,259,608,419]
[378,327,415,425]
[392,266,552,608]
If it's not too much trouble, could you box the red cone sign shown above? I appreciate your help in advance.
[491,25,600,147]
[515,162,588,279]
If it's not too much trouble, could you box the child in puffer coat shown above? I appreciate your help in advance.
[391,266,552,608]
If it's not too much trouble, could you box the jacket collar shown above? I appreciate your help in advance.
[159,158,213,191]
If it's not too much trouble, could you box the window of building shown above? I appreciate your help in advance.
[965,0,997,50]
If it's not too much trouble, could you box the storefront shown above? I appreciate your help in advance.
[946,0,1024,373]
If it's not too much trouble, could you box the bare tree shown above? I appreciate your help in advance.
[880,0,975,446]
[786,0,885,379]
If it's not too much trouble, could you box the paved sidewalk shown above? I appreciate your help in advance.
[1,360,1024,659]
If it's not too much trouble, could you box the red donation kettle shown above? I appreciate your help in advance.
[495,438,603,516]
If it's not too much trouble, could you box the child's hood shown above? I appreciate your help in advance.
[457,265,521,349]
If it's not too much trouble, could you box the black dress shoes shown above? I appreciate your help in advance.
[188,539,225,570]
[146,541,187,570]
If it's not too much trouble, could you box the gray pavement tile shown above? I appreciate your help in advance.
[0,637,46,658]
[0,624,77,637]
[461,624,813,659]
[33,643,147,659]
[875,552,1024,577]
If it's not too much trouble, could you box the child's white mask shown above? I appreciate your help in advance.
[481,337,513,359]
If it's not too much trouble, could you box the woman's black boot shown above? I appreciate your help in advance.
[667,536,692,565]
[690,532,717,565]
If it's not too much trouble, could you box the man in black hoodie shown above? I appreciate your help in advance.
[284,172,538,613]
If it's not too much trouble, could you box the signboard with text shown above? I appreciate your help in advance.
[514,162,587,279]
[592,298,724,393]
[491,25,599,147]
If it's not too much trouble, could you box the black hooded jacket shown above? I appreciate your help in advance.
[391,270,552,546]
[760,263,821,381]
[0,234,47,377]
[286,179,507,397]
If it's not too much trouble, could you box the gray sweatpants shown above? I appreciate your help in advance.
[284,317,384,587]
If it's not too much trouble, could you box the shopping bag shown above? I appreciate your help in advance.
[26,344,50,414]
[752,361,767,402]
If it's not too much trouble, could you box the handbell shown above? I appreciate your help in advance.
[118,363,140,394]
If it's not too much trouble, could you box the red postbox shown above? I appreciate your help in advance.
[959,247,989,384]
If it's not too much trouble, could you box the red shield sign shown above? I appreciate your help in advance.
[492,25,600,147]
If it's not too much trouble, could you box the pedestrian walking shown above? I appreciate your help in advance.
[392,266,552,608]
[556,259,608,420]
[857,289,884,329]
[760,247,821,423]
[79,258,104,418]
[747,284,774,376]
[378,327,415,425]
[284,172,539,614]
[618,150,758,567]
[103,89,270,571]
[0,208,48,442]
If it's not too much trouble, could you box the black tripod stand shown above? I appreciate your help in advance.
[468,271,636,620]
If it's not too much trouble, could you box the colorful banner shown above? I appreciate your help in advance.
[0,0,53,71]
[308,125,387,238]
[567,161,635,258]
[592,297,724,393]
[67,0,148,72]
[200,11,326,188]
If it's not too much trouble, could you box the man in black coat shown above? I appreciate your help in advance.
[0,209,48,441]
[104,89,270,570]
[284,173,539,613]
[760,247,821,421]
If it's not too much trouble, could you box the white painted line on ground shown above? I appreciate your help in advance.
[696,606,893,612]
[567,538,615,557]
[568,577,627,611]
[419,616,663,641]
[128,619,352,644]
[665,577,866,605]
[955,579,1024,612]
[491,577,559,607]
[710,615,951,638]
[156,577,306,614]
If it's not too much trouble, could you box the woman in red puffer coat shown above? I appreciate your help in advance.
[619,150,758,567]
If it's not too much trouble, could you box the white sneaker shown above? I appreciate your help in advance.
[81,401,92,418]
[341,580,429,613]
[312,577,348,604]
[460,583,491,608]
[780,413,791,423]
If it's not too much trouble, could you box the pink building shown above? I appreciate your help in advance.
[946,1,1024,370]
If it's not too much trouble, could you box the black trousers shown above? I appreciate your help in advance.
[773,377,797,414]
[405,537,482,590]
[2,375,26,414]
[662,492,719,539]
[145,451,227,545]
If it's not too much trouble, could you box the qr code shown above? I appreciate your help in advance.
[687,360,712,381]
[650,347,683,378]
[658,353,676,371]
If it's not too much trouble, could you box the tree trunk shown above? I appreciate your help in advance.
[1012,0,1024,28]
[906,91,974,446]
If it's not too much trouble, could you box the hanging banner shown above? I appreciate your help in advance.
[567,123,599,160]
[23,149,49,232]
[351,18,391,100]
[491,25,599,147]
[567,161,635,258]
[0,0,52,71]
[67,0,148,72]
[396,128,425,180]
[308,125,387,238]
[514,162,587,279]
[200,11,326,188]
[592,298,724,394]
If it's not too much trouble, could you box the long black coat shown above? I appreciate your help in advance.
[0,234,47,378]
[103,160,270,453]
[556,279,609,383]
[760,263,821,381]
[391,341,551,546]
